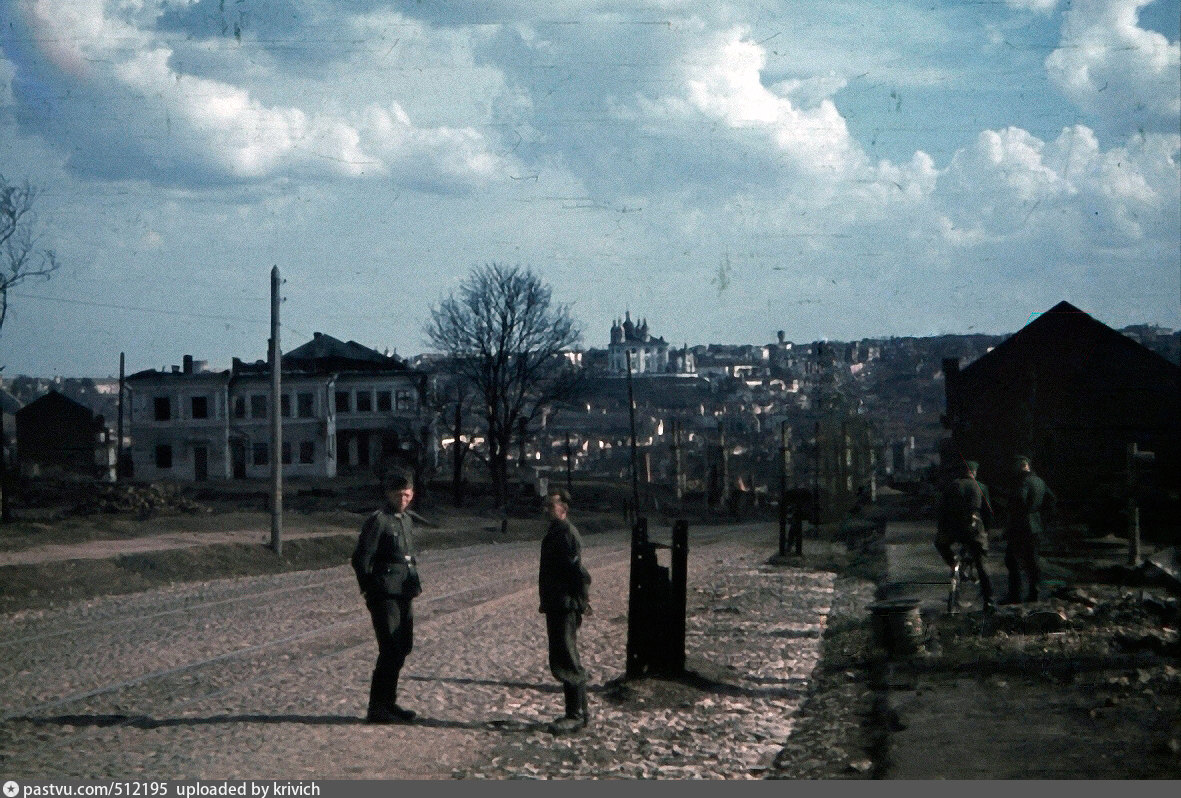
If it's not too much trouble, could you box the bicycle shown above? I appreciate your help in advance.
[947,541,980,614]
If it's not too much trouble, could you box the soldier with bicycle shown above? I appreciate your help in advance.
[935,459,995,612]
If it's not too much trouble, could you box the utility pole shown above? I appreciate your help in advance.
[626,349,640,515]
[671,420,683,502]
[812,421,821,526]
[117,352,125,483]
[779,421,791,557]
[0,404,8,523]
[269,266,283,556]
[565,431,573,494]
[719,427,729,511]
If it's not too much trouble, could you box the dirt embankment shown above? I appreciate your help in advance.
[0,478,637,614]
[768,515,1181,779]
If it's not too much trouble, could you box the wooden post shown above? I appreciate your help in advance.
[670,519,688,674]
[1127,442,1140,567]
[626,516,649,678]
[779,420,790,557]
[719,427,729,510]
[812,421,821,525]
[565,431,573,494]
[270,266,283,556]
[671,421,683,502]
[117,352,125,483]
[626,349,640,515]
[0,404,8,523]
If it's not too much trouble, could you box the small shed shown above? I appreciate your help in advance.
[943,301,1179,541]
[15,390,106,477]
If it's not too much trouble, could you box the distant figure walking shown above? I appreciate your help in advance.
[1001,456,1057,604]
[935,459,995,611]
[352,469,422,724]
[538,488,592,734]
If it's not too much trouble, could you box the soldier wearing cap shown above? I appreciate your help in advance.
[352,469,422,723]
[1001,455,1057,604]
[935,459,995,611]
[538,487,592,733]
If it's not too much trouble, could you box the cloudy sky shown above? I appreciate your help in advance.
[1,0,1177,377]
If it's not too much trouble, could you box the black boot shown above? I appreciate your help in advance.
[1000,570,1022,605]
[549,684,588,734]
[978,568,995,612]
[366,672,415,724]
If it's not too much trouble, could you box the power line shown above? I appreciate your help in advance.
[10,291,265,326]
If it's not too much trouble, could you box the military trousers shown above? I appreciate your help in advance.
[366,595,414,710]
[1003,530,1041,602]
[545,609,587,688]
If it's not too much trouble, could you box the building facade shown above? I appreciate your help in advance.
[127,335,426,482]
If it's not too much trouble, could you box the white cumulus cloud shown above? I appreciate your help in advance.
[934,123,1179,245]
[1045,0,1180,131]
[634,26,868,179]
[4,0,507,187]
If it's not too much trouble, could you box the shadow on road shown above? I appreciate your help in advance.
[21,712,551,733]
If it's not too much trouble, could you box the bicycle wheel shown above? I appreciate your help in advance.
[947,561,961,614]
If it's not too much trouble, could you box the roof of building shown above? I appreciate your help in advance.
[285,332,404,365]
[959,300,1179,382]
[14,390,99,422]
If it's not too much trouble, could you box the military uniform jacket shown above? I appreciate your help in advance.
[939,477,993,537]
[352,506,420,599]
[538,518,591,614]
[1010,473,1056,536]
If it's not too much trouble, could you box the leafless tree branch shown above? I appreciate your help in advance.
[1,175,61,336]
[426,263,582,507]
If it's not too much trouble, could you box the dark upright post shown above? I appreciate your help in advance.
[626,516,649,678]
[117,352,125,482]
[269,265,283,556]
[670,519,688,674]
[626,349,640,515]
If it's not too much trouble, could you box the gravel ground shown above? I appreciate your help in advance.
[0,522,846,780]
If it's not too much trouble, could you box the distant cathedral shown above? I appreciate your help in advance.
[607,312,695,375]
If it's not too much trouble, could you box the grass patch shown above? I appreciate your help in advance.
[0,535,357,614]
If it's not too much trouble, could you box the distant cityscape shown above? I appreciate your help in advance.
[4,311,1179,524]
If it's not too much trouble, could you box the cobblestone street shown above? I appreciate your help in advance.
[0,522,835,780]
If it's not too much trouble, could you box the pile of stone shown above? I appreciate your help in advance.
[72,483,206,516]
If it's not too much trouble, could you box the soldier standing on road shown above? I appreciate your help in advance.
[538,488,592,734]
[352,469,422,724]
[1001,455,1057,604]
[935,460,995,611]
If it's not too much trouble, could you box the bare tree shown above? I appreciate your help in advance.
[426,263,582,509]
[1,175,60,338]
[421,366,478,505]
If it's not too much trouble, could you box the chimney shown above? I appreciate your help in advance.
[183,355,194,374]
[777,330,785,345]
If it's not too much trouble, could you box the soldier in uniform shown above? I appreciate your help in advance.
[538,488,592,734]
[352,469,422,724]
[935,460,995,611]
[1001,455,1057,604]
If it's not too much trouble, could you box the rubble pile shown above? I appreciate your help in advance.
[71,483,207,516]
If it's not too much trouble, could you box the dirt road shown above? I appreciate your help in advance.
[0,523,837,780]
